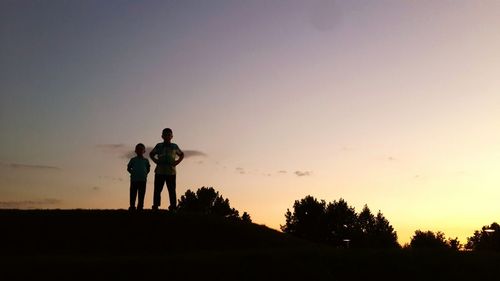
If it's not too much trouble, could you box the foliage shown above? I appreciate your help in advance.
[466,222,500,251]
[178,186,251,222]
[409,230,461,250]
[282,196,399,248]
[447,237,461,251]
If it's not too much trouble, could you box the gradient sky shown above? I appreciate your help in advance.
[1,0,500,244]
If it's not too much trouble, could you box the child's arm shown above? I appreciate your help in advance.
[146,159,151,173]
[127,159,133,174]
[149,145,159,164]
[174,146,184,166]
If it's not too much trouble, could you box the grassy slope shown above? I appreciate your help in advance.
[1,210,499,280]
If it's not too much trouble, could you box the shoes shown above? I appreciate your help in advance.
[128,206,136,211]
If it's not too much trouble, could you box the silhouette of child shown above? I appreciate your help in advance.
[127,143,150,211]
[150,128,184,211]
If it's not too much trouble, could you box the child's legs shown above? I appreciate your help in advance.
[137,181,146,209]
[153,174,166,208]
[166,175,177,209]
[130,181,139,208]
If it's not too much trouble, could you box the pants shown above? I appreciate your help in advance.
[153,174,176,209]
[130,181,146,209]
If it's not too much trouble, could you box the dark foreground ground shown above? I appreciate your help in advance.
[1,210,499,280]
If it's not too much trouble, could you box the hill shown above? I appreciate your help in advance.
[1,210,499,281]
[1,209,309,255]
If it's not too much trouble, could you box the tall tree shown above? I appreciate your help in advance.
[324,199,358,247]
[358,205,376,235]
[372,211,399,248]
[282,196,327,242]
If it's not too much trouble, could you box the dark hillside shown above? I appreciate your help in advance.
[0,210,311,255]
[1,210,500,281]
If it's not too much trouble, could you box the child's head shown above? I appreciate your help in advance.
[162,128,173,142]
[135,143,146,156]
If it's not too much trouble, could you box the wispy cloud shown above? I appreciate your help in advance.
[340,145,356,152]
[0,162,60,171]
[98,176,124,182]
[232,168,311,177]
[183,150,207,158]
[294,170,312,177]
[123,146,154,159]
[96,144,207,160]
[95,144,126,149]
[0,198,62,208]
[96,144,133,158]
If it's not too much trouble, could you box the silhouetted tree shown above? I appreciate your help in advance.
[325,199,357,247]
[371,211,399,248]
[282,196,399,248]
[466,222,500,251]
[358,205,376,236]
[281,196,327,242]
[409,230,459,250]
[178,187,247,220]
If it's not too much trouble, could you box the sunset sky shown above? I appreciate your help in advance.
[1,0,500,244]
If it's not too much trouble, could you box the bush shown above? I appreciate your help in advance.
[178,186,251,222]
[409,230,461,250]
[466,222,500,251]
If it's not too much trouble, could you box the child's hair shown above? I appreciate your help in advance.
[162,128,172,136]
[135,143,146,150]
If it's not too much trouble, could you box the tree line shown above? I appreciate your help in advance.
[281,196,398,248]
[175,187,499,251]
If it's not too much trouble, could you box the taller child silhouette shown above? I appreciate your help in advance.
[150,128,184,211]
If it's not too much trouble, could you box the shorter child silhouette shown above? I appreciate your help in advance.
[127,143,150,211]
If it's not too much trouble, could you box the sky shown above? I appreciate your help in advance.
[1,0,500,244]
